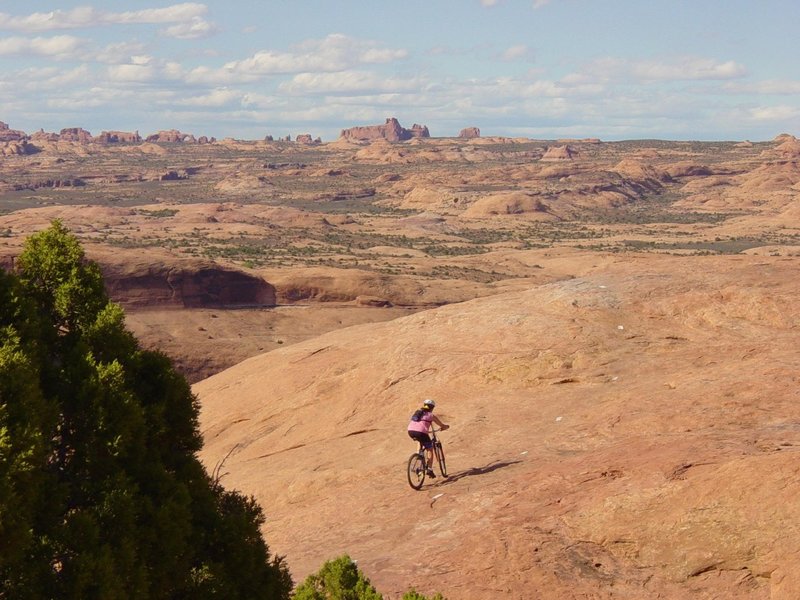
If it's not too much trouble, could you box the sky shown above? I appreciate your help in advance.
[0,1,798,142]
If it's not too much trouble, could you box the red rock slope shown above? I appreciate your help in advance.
[195,253,800,599]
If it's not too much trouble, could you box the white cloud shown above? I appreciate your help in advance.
[0,3,210,32]
[533,0,551,8]
[725,80,800,95]
[94,41,149,64]
[567,56,747,84]
[185,34,408,85]
[501,44,532,62]
[632,58,746,81]
[46,86,134,110]
[0,35,85,58]
[162,17,216,40]
[107,63,157,83]
[279,71,422,95]
[749,105,800,121]
[114,3,208,25]
[480,0,500,7]
[177,88,241,107]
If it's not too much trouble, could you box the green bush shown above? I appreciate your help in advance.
[293,555,382,600]
[292,554,447,600]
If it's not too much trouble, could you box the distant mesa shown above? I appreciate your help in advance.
[295,134,322,145]
[265,135,292,142]
[146,129,197,143]
[30,129,60,142]
[58,127,93,143]
[339,117,430,142]
[96,130,143,144]
[458,127,481,139]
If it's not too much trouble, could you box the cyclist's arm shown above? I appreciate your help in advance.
[432,415,449,429]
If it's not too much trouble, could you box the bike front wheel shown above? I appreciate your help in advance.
[434,441,447,478]
[407,453,426,489]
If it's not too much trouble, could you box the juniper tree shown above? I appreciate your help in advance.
[0,220,291,599]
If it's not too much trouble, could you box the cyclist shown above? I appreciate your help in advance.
[407,399,449,478]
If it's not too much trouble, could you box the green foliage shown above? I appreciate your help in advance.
[0,221,292,599]
[293,555,382,600]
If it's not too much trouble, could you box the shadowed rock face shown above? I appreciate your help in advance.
[340,117,430,142]
[101,260,276,308]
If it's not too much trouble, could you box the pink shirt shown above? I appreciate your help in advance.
[408,410,433,433]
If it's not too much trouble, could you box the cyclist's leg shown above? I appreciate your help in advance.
[423,436,435,476]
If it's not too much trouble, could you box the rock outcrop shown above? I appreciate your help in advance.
[1,141,40,156]
[541,145,576,161]
[30,129,59,142]
[458,127,481,139]
[101,258,276,308]
[0,121,26,142]
[145,130,197,143]
[59,128,93,143]
[339,117,430,142]
[195,255,800,600]
[96,130,142,144]
[295,134,321,144]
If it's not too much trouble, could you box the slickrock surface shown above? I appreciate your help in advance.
[195,253,800,599]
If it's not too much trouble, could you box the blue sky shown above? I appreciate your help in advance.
[1,1,798,141]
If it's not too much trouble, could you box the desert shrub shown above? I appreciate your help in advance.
[293,555,382,600]
[402,590,447,600]
[292,554,448,600]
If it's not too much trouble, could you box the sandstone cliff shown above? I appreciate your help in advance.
[340,117,430,142]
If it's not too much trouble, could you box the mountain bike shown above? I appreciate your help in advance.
[407,428,447,490]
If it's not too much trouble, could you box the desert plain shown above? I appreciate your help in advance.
[1,120,799,598]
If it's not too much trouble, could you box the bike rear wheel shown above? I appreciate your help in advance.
[434,441,447,477]
[407,453,426,489]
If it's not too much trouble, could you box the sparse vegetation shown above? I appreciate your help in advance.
[292,555,446,600]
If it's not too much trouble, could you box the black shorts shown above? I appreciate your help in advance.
[408,430,432,450]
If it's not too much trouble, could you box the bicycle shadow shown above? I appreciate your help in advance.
[437,459,522,485]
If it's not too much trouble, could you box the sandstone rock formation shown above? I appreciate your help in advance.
[1,141,39,156]
[295,134,321,144]
[458,127,480,139]
[214,174,273,194]
[340,118,430,142]
[30,129,59,142]
[146,129,196,143]
[541,145,575,161]
[0,121,26,142]
[96,130,142,144]
[462,191,552,218]
[100,255,276,308]
[771,137,800,158]
[58,127,93,143]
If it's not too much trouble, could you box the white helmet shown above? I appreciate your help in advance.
[422,399,436,409]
